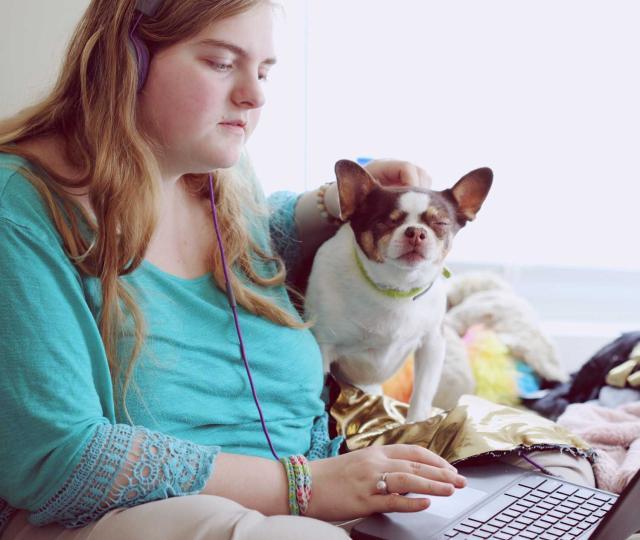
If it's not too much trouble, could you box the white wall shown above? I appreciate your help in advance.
[0,0,90,117]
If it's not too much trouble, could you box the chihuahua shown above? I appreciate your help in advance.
[305,160,492,422]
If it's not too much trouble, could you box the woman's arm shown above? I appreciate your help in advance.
[0,176,217,528]
[294,182,342,268]
[203,445,466,521]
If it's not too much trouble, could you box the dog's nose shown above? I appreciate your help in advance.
[404,226,427,244]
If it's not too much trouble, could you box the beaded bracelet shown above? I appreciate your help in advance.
[280,454,313,515]
[316,182,344,226]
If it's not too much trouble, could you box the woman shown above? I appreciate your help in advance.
[0,1,464,538]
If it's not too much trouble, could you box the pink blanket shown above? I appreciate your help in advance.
[557,401,640,493]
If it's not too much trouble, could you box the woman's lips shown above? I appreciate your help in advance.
[219,122,246,135]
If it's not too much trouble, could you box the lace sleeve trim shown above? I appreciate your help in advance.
[29,424,219,528]
[0,500,17,534]
[307,412,344,460]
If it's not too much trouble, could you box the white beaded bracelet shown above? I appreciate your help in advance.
[316,182,343,226]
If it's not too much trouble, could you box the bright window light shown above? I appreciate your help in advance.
[250,0,640,271]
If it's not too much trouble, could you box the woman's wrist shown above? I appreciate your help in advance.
[280,454,313,515]
[294,183,342,235]
[321,182,342,222]
[304,458,325,519]
[202,452,290,515]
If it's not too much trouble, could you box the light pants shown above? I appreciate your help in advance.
[2,495,350,540]
[5,451,637,540]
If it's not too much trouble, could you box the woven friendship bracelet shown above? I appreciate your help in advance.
[280,457,300,515]
[316,182,343,226]
[289,455,312,515]
[280,455,313,515]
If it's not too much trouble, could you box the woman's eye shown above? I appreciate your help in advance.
[435,221,450,227]
[207,60,233,72]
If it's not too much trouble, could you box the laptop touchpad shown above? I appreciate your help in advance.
[407,487,489,519]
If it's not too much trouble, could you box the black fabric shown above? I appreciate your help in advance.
[526,331,640,420]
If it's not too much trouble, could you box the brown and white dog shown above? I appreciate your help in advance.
[305,160,492,422]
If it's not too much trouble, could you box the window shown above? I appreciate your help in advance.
[250,0,640,271]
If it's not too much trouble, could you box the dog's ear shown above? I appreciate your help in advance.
[448,167,493,224]
[334,160,380,221]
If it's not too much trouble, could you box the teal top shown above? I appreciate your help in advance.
[0,153,341,530]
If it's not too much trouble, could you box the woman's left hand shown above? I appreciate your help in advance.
[364,159,432,189]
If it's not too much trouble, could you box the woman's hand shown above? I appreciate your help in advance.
[307,444,466,521]
[364,159,432,189]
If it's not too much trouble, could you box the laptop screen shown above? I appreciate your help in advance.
[589,467,640,540]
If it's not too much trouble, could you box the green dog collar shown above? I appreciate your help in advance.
[352,247,450,300]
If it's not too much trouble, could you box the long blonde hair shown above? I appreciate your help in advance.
[0,0,305,416]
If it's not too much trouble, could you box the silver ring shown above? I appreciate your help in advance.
[376,472,390,494]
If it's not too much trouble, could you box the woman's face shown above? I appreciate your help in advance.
[137,2,275,177]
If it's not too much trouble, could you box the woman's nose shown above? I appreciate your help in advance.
[232,73,265,109]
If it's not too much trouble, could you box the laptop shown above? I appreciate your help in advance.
[351,461,640,540]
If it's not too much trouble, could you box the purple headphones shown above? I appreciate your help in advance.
[130,0,163,92]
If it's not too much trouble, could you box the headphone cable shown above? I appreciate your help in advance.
[207,173,280,461]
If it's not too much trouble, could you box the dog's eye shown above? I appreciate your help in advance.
[435,221,450,227]
[387,213,406,225]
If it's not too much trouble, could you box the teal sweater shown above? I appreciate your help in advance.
[0,153,341,530]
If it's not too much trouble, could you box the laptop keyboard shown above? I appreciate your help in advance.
[442,475,616,539]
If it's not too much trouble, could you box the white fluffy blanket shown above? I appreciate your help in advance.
[557,401,640,493]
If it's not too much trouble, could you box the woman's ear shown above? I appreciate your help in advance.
[334,160,379,221]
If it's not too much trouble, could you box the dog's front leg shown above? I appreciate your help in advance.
[406,328,446,423]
